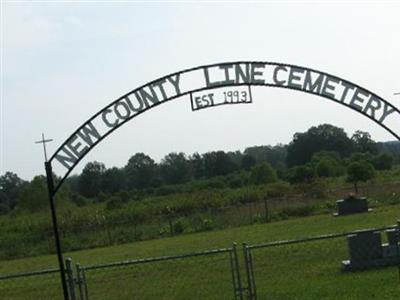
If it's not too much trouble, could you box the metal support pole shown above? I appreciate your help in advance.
[242,243,253,300]
[231,243,243,300]
[396,220,400,282]
[45,162,69,300]
[66,258,77,300]
[76,264,86,300]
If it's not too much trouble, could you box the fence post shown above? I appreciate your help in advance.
[397,220,400,282]
[230,243,244,300]
[76,264,85,300]
[65,258,77,300]
[242,243,257,300]
[247,247,257,299]
[264,198,269,223]
[242,243,252,300]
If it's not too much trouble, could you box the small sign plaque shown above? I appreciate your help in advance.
[191,86,253,111]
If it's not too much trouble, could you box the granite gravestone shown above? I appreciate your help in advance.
[335,196,369,216]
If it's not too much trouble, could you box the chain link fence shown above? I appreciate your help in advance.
[1,225,400,300]
[72,247,239,300]
[0,268,62,300]
[243,225,400,299]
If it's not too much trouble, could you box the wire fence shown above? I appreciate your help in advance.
[243,225,400,299]
[1,225,400,300]
[0,268,62,300]
[74,247,239,300]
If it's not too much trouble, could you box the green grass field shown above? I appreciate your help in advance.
[1,204,400,299]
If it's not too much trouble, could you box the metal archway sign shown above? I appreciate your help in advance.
[44,61,400,300]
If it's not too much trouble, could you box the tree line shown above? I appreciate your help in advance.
[1,123,399,214]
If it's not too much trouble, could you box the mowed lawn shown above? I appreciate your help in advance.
[1,205,400,299]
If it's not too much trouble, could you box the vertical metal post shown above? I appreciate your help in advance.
[231,243,243,300]
[247,249,257,299]
[76,264,85,300]
[229,248,237,299]
[82,268,89,300]
[45,162,69,300]
[242,243,253,300]
[396,220,400,282]
[66,258,77,300]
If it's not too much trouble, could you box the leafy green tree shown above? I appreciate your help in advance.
[78,161,106,198]
[125,153,157,189]
[250,163,278,185]
[18,176,48,212]
[244,145,287,168]
[226,151,244,167]
[189,153,205,179]
[102,167,126,194]
[203,151,238,178]
[0,191,10,214]
[372,153,393,170]
[312,151,344,177]
[346,161,376,194]
[349,152,374,164]
[241,154,257,171]
[351,130,378,154]
[288,165,315,184]
[287,124,353,167]
[64,174,80,194]
[315,159,337,178]
[311,151,341,164]
[0,171,25,210]
[160,152,191,184]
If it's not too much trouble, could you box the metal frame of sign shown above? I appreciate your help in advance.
[43,61,400,300]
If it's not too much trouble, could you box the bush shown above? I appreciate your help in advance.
[71,193,90,207]
[315,159,337,177]
[173,218,185,234]
[106,196,124,210]
[288,165,315,184]
[250,163,278,185]
[200,218,213,231]
[280,204,317,217]
[265,182,290,198]
[372,153,393,170]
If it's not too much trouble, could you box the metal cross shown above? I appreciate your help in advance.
[35,133,53,162]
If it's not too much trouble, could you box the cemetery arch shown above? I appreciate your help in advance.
[44,61,400,300]
[49,61,400,194]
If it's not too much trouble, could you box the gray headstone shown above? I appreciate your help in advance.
[386,228,399,246]
[337,197,368,215]
[347,230,382,269]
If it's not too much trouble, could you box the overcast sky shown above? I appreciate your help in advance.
[1,1,400,180]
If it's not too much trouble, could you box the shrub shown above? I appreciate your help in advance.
[265,182,290,198]
[288,165,315,184]
[173,218,185,234]
[372,153,393,170]
[106,196,124,210]
[280,204,317,217]
[250,163,278,185]
[200,218,213,231]
[316,159,337,177]
[71,193,90,207]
